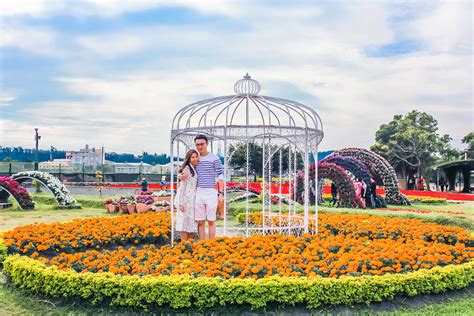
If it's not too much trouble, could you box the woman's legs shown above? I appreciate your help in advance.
[180,231,189,241]
[197,220,206,240]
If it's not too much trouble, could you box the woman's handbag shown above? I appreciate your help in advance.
[216,196,225,219]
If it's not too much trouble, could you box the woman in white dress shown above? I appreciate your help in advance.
[175,149,199,241]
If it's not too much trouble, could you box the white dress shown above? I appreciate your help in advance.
[175,165,198,233]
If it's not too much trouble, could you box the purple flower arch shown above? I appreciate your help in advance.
[321,155,372,183]
[330,148,409,205]
[296,162,364,208]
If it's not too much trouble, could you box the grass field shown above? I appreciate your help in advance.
[0,193,117,231]
[1,193,473,314]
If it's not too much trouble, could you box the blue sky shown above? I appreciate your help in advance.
[0,0,472,154]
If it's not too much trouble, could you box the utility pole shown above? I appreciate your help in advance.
[34,128,41,170]
[50,146,56,161]
[101,144,105,183]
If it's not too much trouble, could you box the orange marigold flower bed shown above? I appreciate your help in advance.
[4,213,473,280]
[43,232,472,279]
[243,212,472,245]
[3,213,170,256]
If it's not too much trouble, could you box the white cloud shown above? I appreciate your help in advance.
[0,23,60,56]
[0,0,240,18]
[0,92,16,106]
[409,0,472,53]
[1,1,472,153]
[76,34,147,59]
[0,0,63,17]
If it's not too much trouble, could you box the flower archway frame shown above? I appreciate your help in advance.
[0,176,35,210]
[12,171,76,206]
[297,162,364,208]
[322,155,372,183]
[330,148,409,205]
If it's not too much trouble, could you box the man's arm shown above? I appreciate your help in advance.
[215,157,224,198]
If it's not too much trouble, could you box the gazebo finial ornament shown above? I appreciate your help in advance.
[234,72,261,96]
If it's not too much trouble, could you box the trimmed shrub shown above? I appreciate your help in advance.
[3,255,473,310]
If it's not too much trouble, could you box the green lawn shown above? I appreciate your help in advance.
[0,193,117,231]
[1,194,473,314]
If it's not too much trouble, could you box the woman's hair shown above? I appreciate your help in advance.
[179,149,198,177]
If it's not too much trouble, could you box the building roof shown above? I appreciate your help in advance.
[110,162,152,167]
[432,159,474,170]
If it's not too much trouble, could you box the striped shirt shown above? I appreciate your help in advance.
[196,152,224,189]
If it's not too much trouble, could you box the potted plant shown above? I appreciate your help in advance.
[136,195,153,213]
[151,190,171,202]
[104,198,118,213]
[117,197,130,214]
[152,200,170,212]
[127,200,137,214]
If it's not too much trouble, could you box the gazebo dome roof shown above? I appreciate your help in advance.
[171,74,324,148]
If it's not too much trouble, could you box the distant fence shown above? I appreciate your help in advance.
[0,162,170,183]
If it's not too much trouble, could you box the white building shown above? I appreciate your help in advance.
[70,144,105,167]
[111,162,153,174]
[151,161,182,175]
[39,159,73,171]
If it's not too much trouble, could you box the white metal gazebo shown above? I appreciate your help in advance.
[170,73,323,242]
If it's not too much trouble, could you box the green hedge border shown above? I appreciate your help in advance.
[3,255,473,310]
[0,231,7,268]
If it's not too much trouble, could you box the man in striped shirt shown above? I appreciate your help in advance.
[179,134,224,240]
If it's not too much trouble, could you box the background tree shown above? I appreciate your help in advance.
[371,110,459,186]
[229,143,263,181]
[229,143,304,181]
[461,132,474,159]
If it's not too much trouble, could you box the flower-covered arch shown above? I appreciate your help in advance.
[297,162,364,208]
[330,148,409,205]
[0,176,35,209]
[321,155,372,183]
[12,171,76,206]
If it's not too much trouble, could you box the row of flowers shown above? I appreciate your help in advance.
[42,231,472,279]
[4,212,471,264]
[238,213,472,246]
[0,176,35,209]
[13,171,76,205]
[104,191,171,214]
[380,208,473,217]
[400,190,474,201]
[405,195,447,204]
[2,213,170,256]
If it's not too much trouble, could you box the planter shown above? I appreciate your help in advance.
[154,206,170,213]
[136,203,151,213]
[152,196,170,203]
[106,204,118,213]
[127,204,137,214]
[135,194,152,200]
[119,204,129,214]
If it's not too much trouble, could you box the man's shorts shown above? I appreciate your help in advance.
[194,188,218,221]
